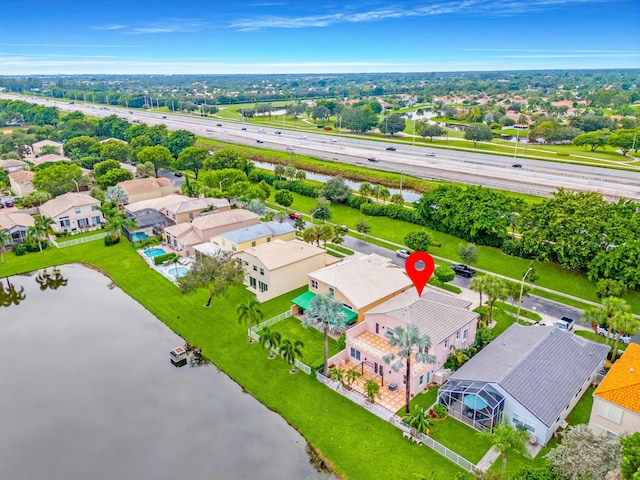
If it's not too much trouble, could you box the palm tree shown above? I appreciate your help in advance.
[274,164,285,180]
[27,215,53,253]
[610,311,639,361]
[359,182,373,201]
[364,379,381,404]
[259,327,281,358]
[303,292,347,376]
[582,307,601,341]
[294,170,306,181]
[279,338,304,373]
[378,187,390,204]
[344,368,362,389]
[481,419,530,474]
[383,324,436,414]
[595,297,632,346]
[0,228,10,264]
[97,201,136,241]
[469,275,488,309]
[301,226,321,246]
[403,406,435,436]
[484,275,508,324]
[237,297,264,342]
[105,185,129,210]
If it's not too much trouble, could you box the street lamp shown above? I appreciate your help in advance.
[516,267,533,322]
[219,177,230,191]
[71,179,80,193]
[310,208,322,224]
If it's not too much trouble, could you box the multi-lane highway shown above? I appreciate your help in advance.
[4,93,640,201]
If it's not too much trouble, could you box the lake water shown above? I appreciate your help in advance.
[0,264,335,480]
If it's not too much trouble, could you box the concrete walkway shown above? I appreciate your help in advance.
[475,446,501,472]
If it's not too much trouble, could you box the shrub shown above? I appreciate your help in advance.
[153,252,179,265]
[432,404,448,419]
[11,243,26,256]
[104,235,119,246]
[501,238,523,257]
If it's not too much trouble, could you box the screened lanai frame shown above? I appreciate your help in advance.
[437,380,505,432]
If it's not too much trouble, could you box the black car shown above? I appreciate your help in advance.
[174,172,183,177]
[274,131,282,134]
[216,123,223,127]
[4,200,14,208]
[256,139,264,143]
[386,146,396,151]
[241,127,247,130]
[512,163,522,168]
[449,264,476,277]
[367,157,378,162]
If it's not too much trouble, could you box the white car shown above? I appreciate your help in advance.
[396,250,410,259]
[331,138,338,143]
[286,146,294,151]
[425,152,435,157]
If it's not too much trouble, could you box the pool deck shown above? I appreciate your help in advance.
[153,256,195,284]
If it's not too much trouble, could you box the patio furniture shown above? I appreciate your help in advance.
[389,383,398,392]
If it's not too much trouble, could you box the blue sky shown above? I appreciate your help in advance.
[1,0,638,74]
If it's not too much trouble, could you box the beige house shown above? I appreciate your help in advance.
[30,153,71,167]
[162,197,230,224]
[117,177,174,204]
[0,211,35,246]
[164,209,260,256]
[8,170,35,197]
[31,139,62,157]
[295,253,413,323]
[0,159,29,173]
[39,192,104,233]
[211,221,295,253]
[235,239,336,302]
[589,343,640,437]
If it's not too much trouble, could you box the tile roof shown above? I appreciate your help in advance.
[0,159,29,169]
[117,177,172,196]
[367,288,477,345]
[31,154,71,166]
[240,239,325,270]
[190,209,259,230]
[38,192,100,219]
[126,194,192,213]
[219,221,293,243]
[164,197,229,214]
[309,253,412,309]
[8,170,34,183]
[450,324,609,426]
[0,211,35,230]
[33,140,62,148]
[594,343,640,413]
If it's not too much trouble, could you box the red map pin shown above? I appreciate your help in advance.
[405,251,435,297]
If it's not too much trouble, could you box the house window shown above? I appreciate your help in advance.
[249,277,257,288]
[597,402,623,424]
[463,329,468,339]
[252,241,256,247]
[311,280,318,290]
[243,260,248,266]
[419,375,424,385]
[267,237,271,242]
[253,265,257,272]
[59,217,70,228]
[328,287,334,297]
[375,323,379,334]
[189,213,194,219]
[456,331,460,339]
[349,347,361,361]
[77,218,89,228]
[260,268,264,275]
[75,208,81,214]
[258,281,268,293]
[512,413,536,433]
[443,338,449,349]
[91,205,99,211]
[232,245,237,252]
[91,216,101,225]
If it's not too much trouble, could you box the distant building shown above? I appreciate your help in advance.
[0,159,29,174]
[31,139,62,157]
[8,170,35,197]
[117,177,174,204]
[0,211,35,246]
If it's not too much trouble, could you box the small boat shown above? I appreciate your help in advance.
[170,346,187,364]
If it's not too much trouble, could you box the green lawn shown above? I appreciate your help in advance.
[430,417,494,464]
[0,243,469,480]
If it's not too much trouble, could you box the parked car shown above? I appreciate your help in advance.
[396,249,410,259]
[288,212,302,219]
[340,225,349,232]
[386,146,396,151]
[174,172,183,177]
[449,264,476,277]
[4,200,14,208]
[367,157,378,162]
[597,325,608,336]
[512,163,522,168]
[619,334,632,344]
[554,316,575,331]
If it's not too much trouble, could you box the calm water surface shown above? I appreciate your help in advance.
[0,264,335,480]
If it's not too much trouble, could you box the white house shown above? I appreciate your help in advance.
[39,192,104,233]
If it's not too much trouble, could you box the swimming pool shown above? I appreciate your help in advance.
[143,247,167,258]
[132,232,149,242]
[168,267,188,278]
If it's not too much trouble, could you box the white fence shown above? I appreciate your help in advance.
[248,310,311,376]
[51,231,108,248]
[315,373,474,472]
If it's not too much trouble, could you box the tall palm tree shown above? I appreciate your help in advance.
[359,182,373,201]
[279,338,304,373]
[237,297,264,343]
[600,297,632,346]
[259,327,281,358]
[28,215,53,253]
[383,324,436,414]
[469,275,488,309]
[97,201,137,241]
[303,292,347,376]
[481,419,530,474]
[484,275,509,324]
[610,312,639,361]
[0,228,10,264]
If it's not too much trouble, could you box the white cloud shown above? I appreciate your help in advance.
[92,20,208,35]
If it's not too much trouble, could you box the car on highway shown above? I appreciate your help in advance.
[216,123,223,127]
[367,157,378,162]
[288,212,302,219]
[241,127,247,130]
[286,146,294,151]
[449,264,476,277]
[274,131,282,135]
[386,146,397,151]
[425,152,435,157]
[512,164,522,168]
[162,115,167,119]
[396,249,410,259]
[331,138,338,143]
[256,139,264,143]
[301,135,308,139]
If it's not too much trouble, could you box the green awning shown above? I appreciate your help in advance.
[291,291,358,325]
